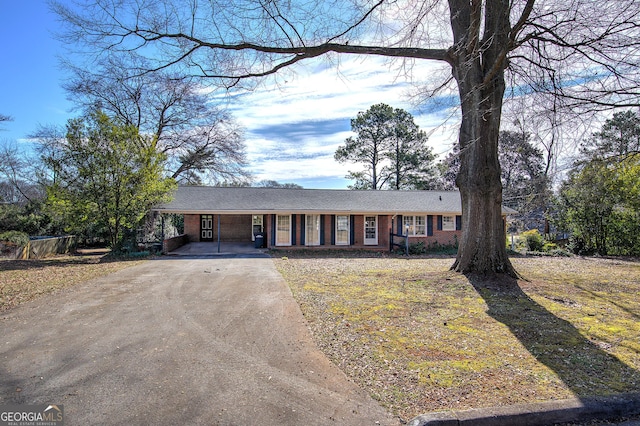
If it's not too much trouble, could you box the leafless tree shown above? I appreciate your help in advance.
[0,141,43,204]
[63,55,248,184]
[53,0,640,276]
[0,114,12,130]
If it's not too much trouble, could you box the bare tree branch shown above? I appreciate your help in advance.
[52,0,640,275]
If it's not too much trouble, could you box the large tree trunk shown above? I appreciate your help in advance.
[448,0,519,277]
[451,83,516,276]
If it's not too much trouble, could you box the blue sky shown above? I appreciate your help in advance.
[0,1,459,189]
[0,2,74,143]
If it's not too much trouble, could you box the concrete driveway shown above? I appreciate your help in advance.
[0,257,398,425]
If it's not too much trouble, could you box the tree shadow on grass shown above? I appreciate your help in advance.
[466,273,640,399]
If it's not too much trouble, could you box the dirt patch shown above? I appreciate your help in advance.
[273,254,640,422]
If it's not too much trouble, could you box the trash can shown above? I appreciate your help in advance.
[254,233,264,248]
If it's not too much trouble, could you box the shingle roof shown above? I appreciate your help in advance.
[155,186,517,215]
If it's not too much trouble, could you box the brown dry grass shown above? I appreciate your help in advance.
[0,254,146,311]
[273,253,640,422]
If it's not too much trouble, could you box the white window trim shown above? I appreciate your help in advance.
[276,214,292,246]
[403,215,427,236]
[415,215,426,236]
[305,214,321,246]
[442,215,456,231]
[335,215,350,246]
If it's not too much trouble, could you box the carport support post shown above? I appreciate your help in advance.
[217,215,221,253]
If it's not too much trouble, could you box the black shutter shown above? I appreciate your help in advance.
[350,215,355,245]
[270,215,276,246]
[291,215,297,245]
[299,215,305,245]
[427,215,433,236]
[320,215,325,245]
[331,215,336,245]
[456,215,462,231]
[437,215,443,231]
[397,215,403,235]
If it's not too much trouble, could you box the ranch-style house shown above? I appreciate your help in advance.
[154,186,516,252]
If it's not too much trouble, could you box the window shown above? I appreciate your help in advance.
[403,216,414,235]
[403,215,426,236]
[442,215,455,231]
[305,214,321,246]
[415,216,426,235]
[276,215,291,246]
[336,215,349,245]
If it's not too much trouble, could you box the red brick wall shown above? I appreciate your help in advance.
[400,215,461,247]
[322,215,332,246]
[265,214,390,249]
[378,215,390,248]
[184,214,200,242]
[430,230,461,245]
[265,215,273,246]
[163,234,189,253]
[295,215,303,245]
[215,215,252,242]
[406,232,461,247]
[184,213,471,249]
[353,215,364,246]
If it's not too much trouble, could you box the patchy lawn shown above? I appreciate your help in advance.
[273,253,640,422]
[0,254,146,311]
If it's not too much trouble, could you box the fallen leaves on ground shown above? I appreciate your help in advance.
[273,254,640,422]
[0,254,146,311]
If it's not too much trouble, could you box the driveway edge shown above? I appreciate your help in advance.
[408,392,640,426]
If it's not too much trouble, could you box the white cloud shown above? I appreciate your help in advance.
[213,55,461,188]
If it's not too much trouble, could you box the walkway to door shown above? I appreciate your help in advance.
[167,241,268,257]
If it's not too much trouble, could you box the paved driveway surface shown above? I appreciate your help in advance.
[1,257,398,425]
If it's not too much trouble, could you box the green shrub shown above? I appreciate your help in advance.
[409,241,426,255]
[521,229,544,252]
[548,248,572,257]
[426,240,458,255]
[0,231,30,247]
[542,242,558,252]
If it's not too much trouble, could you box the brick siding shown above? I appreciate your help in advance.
[184,214,200,242]
[183,212,482,250]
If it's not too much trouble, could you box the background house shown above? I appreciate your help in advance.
[154,186,516,251]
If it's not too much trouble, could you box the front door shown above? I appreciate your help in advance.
[201,214,214,242]
[364,215,378,245]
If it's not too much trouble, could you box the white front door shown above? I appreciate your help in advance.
[364,215,378,245]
